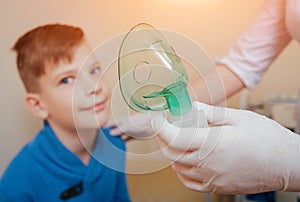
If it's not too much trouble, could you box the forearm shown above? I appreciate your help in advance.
[190,64,245,104]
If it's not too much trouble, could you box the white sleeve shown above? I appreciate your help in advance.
[216,0,291,89]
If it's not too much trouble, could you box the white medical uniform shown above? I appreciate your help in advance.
[217,0,300,89]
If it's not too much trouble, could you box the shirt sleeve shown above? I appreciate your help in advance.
[0,160,33,202]
[216,0,291,89]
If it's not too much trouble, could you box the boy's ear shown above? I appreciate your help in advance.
[25,93,49,120]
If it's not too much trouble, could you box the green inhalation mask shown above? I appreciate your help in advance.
[118,23,206,127]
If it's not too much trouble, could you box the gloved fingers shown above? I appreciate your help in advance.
[193,102,229,125]
[197,126,224,160]
[157,134,221,168]
[156,136,204,166]
[155,122,225,163]
[108,127,134,142]
[152,115,210,151]
[176,173,211,193]
[193,107,209,128]
[105,120,125,136]
[172,162,213,183]
[156,136,192,164]
[193,101,251,125]
[151,115,179,141]
[172,163,203,181]
[109,127,124,136]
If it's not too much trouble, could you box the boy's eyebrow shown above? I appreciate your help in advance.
[53,60,101,80]
[87,61,101,68]
[53,68,78,80]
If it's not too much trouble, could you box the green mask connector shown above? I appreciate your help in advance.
[143,79,192,117]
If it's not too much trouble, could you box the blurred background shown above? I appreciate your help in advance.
[1,0,300,201]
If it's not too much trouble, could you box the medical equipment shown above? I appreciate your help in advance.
[118,23,210,201]
[118,23,207,127]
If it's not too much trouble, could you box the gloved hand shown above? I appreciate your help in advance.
[151,101,300,194]
[106,112,157,140]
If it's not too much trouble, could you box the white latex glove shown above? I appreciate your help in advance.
[151,102,300,194]
[106,113,156,140]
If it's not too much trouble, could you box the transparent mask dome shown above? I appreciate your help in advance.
[118,23,192,117]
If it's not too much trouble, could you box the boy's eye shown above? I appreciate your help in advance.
[91,67,101,75]
[60,77,74,84]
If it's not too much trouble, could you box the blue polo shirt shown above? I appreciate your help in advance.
[0,122,131,202]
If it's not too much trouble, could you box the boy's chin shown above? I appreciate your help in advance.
[75,113,109,129]
[95,113,109,127]
[75,115,109,130]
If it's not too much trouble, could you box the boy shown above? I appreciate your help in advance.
[0,24,131,202]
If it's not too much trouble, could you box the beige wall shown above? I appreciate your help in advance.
[1,0,300,176]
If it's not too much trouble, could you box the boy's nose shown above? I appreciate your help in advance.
[80,74,102,96]
[87,82,102,96]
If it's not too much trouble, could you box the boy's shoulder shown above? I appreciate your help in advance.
[0,126,48,185]
[0,141,38,200]
[2,142,36,177]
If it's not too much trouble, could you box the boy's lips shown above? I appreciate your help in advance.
[82,100,106,112]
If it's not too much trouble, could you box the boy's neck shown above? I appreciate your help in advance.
[47,120,97,165]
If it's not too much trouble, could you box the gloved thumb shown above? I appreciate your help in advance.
[151,115,208,151]
[151,115,179,144]
[194,101,243,125]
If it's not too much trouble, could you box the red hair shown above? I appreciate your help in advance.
[13,23,84,92]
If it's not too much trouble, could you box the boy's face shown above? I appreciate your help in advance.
[37,41,111,131]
